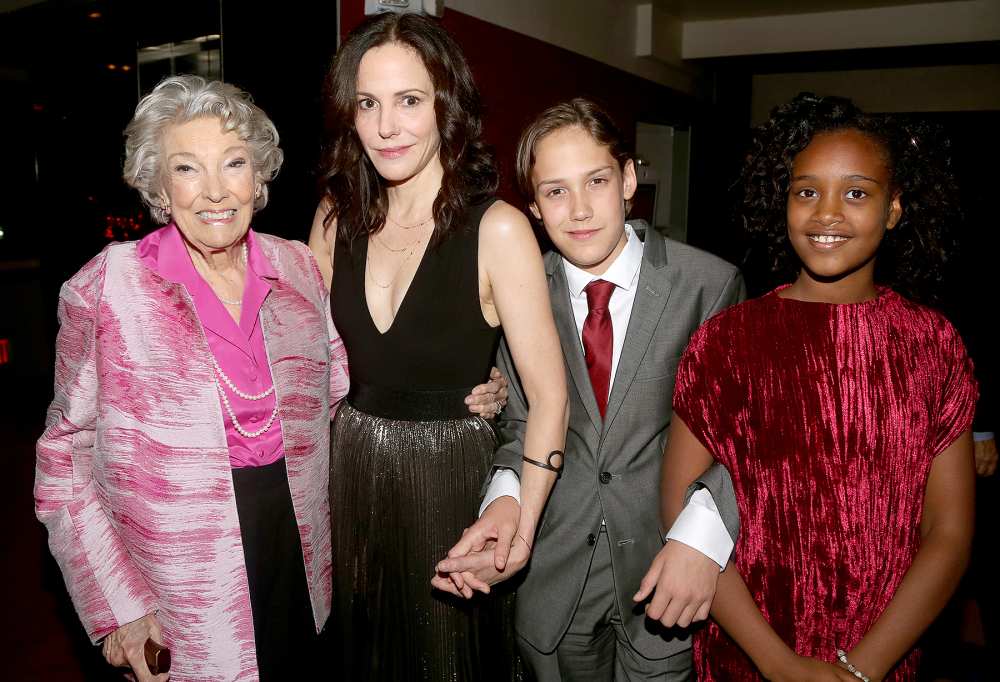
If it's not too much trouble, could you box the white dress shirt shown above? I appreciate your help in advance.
[482,226,733,568]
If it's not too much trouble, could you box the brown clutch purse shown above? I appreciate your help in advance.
[144,639,171,675]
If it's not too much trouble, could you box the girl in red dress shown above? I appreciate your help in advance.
[662,94,977,682]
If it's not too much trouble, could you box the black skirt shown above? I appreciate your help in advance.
[329,401,522,682]
[232,458,320,680]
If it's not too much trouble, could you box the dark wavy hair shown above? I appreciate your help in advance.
[740,92,960,305]
[319,12,498,248]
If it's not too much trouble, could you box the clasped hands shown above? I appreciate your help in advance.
[464,367,508,420]
[432,495,530,598]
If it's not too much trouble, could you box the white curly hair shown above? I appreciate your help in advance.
[123,74,283,224]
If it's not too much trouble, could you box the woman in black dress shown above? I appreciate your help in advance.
[308,13,568,681]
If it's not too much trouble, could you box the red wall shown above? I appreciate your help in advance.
[339,3,699,206]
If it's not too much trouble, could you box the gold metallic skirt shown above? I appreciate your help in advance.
[329,402,522,681]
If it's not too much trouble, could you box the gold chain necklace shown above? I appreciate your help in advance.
[374,232,422,253]
[366,234,426,289]
[386,212,434,230]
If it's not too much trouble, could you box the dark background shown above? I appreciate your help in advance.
[1,1,996,679]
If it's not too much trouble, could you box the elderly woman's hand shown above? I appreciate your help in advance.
[102,614,169,682]
[465,366,509,419]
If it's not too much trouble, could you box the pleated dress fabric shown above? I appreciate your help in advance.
[673,286,978,681]
[329,199,521,681]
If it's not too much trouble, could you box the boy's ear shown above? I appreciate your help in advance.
[886,191,902,230]
[529,201,542,222]
[622,158,637,202]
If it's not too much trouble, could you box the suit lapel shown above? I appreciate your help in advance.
[546,254,603,434]
[603,233,672,433]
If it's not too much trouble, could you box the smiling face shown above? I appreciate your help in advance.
[529,125,637,275]
[354,41,441,185]
[160,116,256,253]
[786,128,901,297]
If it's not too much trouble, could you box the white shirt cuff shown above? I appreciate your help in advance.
[665,487,733,571]
[479,468,521,516]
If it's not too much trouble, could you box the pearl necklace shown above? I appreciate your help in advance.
[212,356,274,400]
[211,356,278,438]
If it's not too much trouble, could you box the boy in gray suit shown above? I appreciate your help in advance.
[435,100,744,680]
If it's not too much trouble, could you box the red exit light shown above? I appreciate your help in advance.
[0,338,9,365]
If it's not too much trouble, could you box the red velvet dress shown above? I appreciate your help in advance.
[673,287,977,681]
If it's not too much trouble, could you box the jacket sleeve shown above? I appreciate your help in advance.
[684,462,740,563]
[706,266,746,321]
[301,239,350,418]
[33,252,159,643]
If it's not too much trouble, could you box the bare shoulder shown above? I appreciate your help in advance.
[476,200,544,322]
[479,199,534,247]
[308,198,337,289]
[308,199,337,248]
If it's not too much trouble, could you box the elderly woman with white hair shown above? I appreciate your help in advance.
[33,75,344,681]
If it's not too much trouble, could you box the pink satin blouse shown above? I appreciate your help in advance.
[138,224,283,468]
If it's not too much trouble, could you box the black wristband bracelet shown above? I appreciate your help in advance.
[522,450,564,476]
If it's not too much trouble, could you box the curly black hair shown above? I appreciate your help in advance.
[739,92,960,305]
[319,12,498,250]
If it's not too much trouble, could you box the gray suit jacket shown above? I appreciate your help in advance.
[491,230,744,659]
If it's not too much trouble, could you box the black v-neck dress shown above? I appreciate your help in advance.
[328,198,519,681]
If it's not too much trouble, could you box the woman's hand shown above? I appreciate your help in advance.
[431,495,522,597]
[763,653,858,682]
[465,367,508,419]
[432,535,532,597]
[102,614,169,682]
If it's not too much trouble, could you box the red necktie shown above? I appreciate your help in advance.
[583,279,615,419]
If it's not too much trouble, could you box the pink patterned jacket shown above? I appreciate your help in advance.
[34,232,349,681]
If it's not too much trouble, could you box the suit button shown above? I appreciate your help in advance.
[586,533,596,546]
[599,472,612,484]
